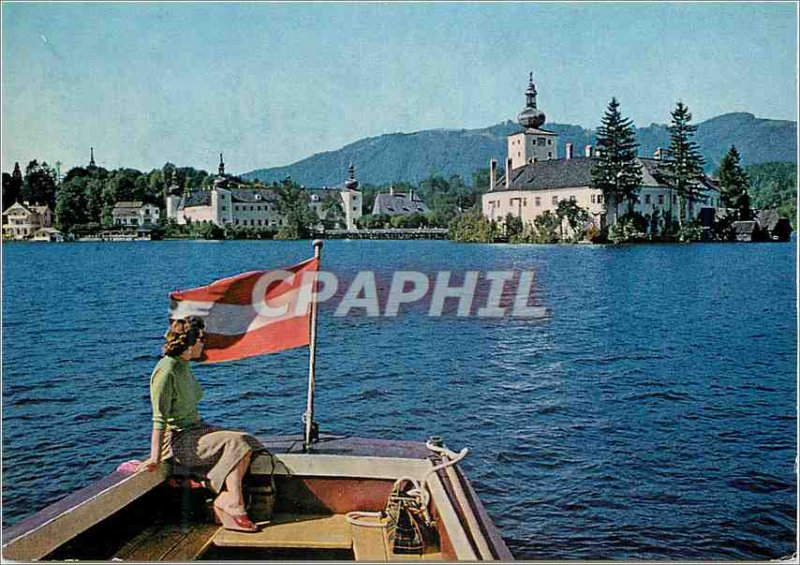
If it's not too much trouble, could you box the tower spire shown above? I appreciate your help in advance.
[345,161,358,191]
[518,72,545,129]
[89,147,96,168]
[218,152,225,176]
[525,72,538,109]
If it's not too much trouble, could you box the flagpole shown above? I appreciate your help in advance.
[304,239,323,451]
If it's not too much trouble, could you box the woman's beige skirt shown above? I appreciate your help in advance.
[171,422,265,493]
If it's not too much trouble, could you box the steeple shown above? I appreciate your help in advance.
[517,72,546,129]
[89,147,96,168]
[345,161,359,191]
[525,72,538,109]
[168,170,182,196]
[218,152,225,176]
[12,161,22,182]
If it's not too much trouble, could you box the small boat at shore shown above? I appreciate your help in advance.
[2,434,512,561]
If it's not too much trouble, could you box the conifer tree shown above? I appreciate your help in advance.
[663,101,706,227]
[591,98,642,221]
[718,145,751,220]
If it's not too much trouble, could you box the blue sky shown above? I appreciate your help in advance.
[2,2,797,175]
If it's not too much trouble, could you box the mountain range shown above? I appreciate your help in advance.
[242,112,797,187]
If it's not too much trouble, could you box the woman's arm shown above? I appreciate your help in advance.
[138,428,165,472]
[140,364,172,472]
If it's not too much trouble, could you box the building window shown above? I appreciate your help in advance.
[353,206,358,212]
[523,198,527,206]
[535,197,541,207]
[645,195,651,205]
[673,194,678,204]
[538,138,546,146]
[518,152,521,158]
[658,195,665,205]
[552,196,558,205]
[591,195,596,204]
[235,219,239,225]
[547,139,552,145]
[598,194,604,204]
[258,219,262,226]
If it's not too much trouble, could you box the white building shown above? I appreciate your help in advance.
[167,156,363,230]
[32,227,65,242]
[2,202,53,240]
[111,201,160,227]
[482,75,720,232]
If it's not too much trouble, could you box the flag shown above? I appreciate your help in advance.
[168,257,319,363]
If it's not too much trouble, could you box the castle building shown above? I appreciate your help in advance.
[482,75,720,231]
[166,155,362,230]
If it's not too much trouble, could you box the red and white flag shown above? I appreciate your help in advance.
[169,257,320,363]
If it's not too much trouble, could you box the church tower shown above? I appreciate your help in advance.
[340,162,362,231]
[507,73,559,170]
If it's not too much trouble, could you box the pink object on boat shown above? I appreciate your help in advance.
[116,460,142,475]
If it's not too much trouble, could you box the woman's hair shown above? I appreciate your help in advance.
[163,316,206,357]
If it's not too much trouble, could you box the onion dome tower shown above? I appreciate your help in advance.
[517,72,546,129]
[506,72,558,169]
[345,162,359,191]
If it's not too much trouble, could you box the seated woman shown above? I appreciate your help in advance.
[140,316,263,532]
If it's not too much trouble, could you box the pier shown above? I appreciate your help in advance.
[323,228,449,240]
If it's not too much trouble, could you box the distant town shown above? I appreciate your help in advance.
[2,76,794,245]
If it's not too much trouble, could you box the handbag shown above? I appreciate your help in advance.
[384,478,438,555]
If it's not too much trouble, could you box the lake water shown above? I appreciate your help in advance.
[2,240,796,559]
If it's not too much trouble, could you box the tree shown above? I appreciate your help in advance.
[532,211,561,243]
[746,161,796,227]
[21,160,58,208]
[591,98,642,220]
[718,145,751,220]
[320,195,345,229]
[556,199,591,241]
[448,208,499,243]
[2,162,23,205]
[419,175,460,226]
[503,213,524,241]
[274,180,318,239]
[356,214,391,229]
[662,101,706,229]
[55,177,89,231]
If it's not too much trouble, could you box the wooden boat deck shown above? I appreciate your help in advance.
[111,512,443,561]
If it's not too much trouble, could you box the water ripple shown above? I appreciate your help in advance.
[2,240,796,560]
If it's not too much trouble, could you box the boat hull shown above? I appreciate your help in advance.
[2,435,512,561]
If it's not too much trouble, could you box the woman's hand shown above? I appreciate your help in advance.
[143,428,166,473]
[137,458,160,473]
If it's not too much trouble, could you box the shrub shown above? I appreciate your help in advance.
[609,214,647,243]
[448,208,499,242]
